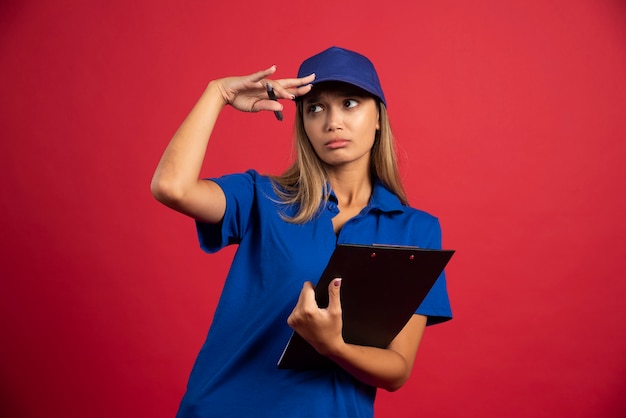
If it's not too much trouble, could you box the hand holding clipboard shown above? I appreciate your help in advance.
[278,244,454,369]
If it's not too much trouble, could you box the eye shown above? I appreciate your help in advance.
[344,99,358,109]
[308,104,323,113]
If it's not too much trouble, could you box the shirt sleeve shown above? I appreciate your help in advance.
[415,217,453,325]
[195,170,257,253]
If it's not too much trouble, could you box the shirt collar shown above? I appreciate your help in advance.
[368,180,406,214]
[327,180,406,214]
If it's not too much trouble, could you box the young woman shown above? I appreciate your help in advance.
[151,46,451,418]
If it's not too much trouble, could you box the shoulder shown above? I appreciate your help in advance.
[211,169,276,195]
[401,205,440,226]
[211,170,289,218]
[399,206,443,249]
[372,182,440,226]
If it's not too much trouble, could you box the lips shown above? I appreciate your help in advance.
[325,139,350,149]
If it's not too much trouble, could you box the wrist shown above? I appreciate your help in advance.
[205,80,229,107]
[318,338,347,359]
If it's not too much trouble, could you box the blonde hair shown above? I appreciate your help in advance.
[271,101,408,223]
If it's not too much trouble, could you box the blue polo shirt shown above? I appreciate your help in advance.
[176,170,452,418]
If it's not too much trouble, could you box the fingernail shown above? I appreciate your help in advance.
[333,278,342,287]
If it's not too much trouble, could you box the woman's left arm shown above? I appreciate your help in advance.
[287,279,427,392]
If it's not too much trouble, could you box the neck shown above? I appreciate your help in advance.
[327,167,373,207]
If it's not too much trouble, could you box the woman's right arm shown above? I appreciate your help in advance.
[150,67,315,224]
[150,80,229,224]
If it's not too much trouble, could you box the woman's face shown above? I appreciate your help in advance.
[302,82,380,170]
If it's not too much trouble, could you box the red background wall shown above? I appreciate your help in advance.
[2,1,625,417]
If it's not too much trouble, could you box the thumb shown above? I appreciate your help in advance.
[327,278,342,310]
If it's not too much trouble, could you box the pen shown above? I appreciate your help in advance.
[266,83,284,121]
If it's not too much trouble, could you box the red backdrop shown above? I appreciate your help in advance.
[2,1,625,417]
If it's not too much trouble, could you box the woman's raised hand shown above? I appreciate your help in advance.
[212,66,315,114]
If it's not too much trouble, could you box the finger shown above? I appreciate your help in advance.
[288,281,316,327]
[327,278,342,312]
[291,83,313,98]
[295,281,315,306]
[252,99,283,113]
[302,281,316,304]
[271,73,316,98]
[263,79,295,101]
[267,83,311,101]
[247,65,279,83]
[278,73,316,88]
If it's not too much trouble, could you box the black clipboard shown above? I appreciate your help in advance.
[277,244,454,369]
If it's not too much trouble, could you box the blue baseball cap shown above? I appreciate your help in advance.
[297,46,386,106]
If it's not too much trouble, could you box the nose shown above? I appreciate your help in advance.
[324,107,342,132]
